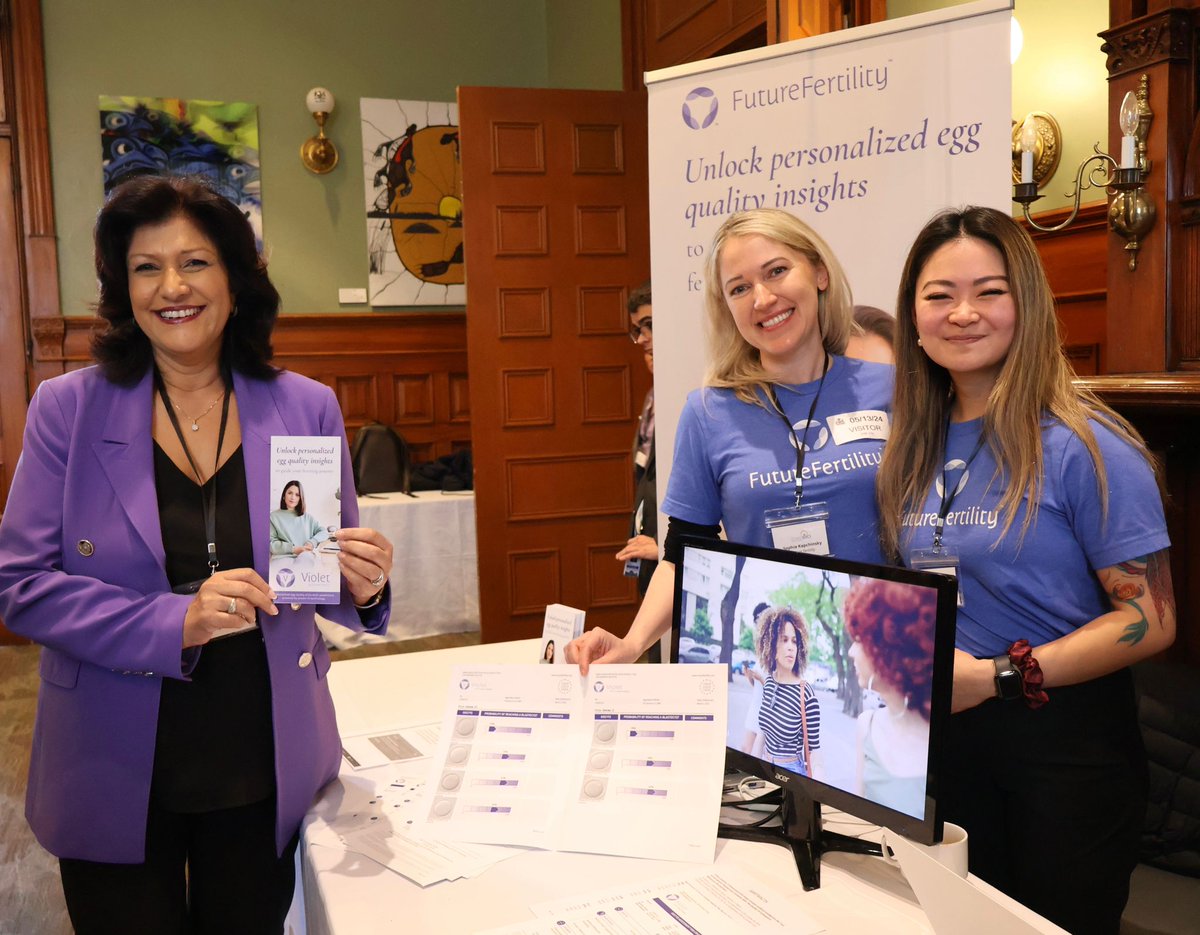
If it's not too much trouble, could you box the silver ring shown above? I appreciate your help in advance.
[370,570,386,588]
[226,597,238,615]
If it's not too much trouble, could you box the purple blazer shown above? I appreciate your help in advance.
[0,366,389,862]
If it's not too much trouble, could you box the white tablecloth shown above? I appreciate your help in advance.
[316,491,479,647]
[300,643,1067,935]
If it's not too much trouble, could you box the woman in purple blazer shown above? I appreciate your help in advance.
[0,175,395,934]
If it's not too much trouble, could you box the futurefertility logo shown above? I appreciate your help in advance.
[934,459,971,498]
[275,567,296,588]
[788,419,830,451]
[682,87,718,129]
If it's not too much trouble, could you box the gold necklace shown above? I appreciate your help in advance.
[171,393,224,432]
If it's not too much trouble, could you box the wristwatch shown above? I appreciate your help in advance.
[992,654,1023,701]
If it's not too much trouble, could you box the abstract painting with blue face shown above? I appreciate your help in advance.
[99,96,262,249]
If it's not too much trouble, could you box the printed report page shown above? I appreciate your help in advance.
[559,663,728,862]
[422,665,583,850]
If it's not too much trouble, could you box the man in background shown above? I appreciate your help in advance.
[616,281,658,605]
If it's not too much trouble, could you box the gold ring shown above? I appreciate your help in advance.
[226,597,238,615]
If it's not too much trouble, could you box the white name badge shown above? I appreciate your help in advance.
[764,502,831,556]
[910,547,964,607]
[826,410,890,446]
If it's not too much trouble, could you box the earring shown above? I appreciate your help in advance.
[817,289,826,319]
[231,304,240,318]
[866,675,875,693]
[916,338,923,347]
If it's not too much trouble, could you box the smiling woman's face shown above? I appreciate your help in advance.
[284,485,300,510]
[127,213,232,371]
[913,236,1016,393]
[718,234,828,379]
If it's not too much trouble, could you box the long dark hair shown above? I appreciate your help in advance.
[91,173,279,384]
[878,205,1156,559]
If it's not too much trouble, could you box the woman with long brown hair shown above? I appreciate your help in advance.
[877,205,1174,934]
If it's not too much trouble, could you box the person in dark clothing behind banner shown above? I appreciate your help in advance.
[616,281,658,600]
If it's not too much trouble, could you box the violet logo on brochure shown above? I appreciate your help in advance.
[269,435,342,605]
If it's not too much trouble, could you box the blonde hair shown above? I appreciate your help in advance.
[877,206,1159,559]
[704,209,854,405]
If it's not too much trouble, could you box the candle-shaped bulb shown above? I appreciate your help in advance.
[1118,91,1138,168]
[1019,119,1038,153]
[1118,91,1139,137]
[1019,118,1037,184]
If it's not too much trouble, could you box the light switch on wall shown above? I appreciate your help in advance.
[338,288,368,304]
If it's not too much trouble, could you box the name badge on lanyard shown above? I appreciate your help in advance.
[761,363,833,556]
[765,502,831,555]
[910,422,986,608]
[910,546,963,607]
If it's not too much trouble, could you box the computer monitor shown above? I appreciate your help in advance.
[671,536,958,891]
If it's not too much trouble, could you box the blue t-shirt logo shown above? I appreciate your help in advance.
[934,458,971,498]
[787,419,830,451]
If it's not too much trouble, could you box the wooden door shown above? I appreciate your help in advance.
[460,86,650,643]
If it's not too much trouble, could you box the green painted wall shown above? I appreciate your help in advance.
[547,1,624,91]
[43,0,622,317]
[889,0,1109,214]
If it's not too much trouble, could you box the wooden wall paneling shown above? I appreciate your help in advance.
[271,312,470,462]
[630,0,766,74]
[1023,201,1109,376]
[0,139,26,517]
[1100,9,1195,373]
[54,312,470,463]
[9,0,60,391]
[0,0,59,644]
[1079,374,1200,667]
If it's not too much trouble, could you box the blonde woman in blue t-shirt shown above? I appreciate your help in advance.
[568,208,893,674]
[269,480,329,556]
[877,206,1174,935]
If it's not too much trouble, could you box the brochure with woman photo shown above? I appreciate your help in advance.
[269,435,342,604]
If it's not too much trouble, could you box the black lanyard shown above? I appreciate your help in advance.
[932,418,986,550]
[156,372,232,575]
[765,355,829,509]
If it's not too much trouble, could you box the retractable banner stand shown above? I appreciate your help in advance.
[648,0,1013,507]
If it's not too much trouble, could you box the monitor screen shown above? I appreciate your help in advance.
[671,536,958,888]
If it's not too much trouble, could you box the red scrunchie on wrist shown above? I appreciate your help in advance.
[1008,639,1049,709]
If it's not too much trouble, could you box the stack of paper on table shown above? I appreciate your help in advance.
[416,663,728,863]
[307,770,522,887]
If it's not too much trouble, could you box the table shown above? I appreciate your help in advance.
[300,641,1063,934]
[316,491,479,647]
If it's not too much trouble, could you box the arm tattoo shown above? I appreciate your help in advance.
[1147,550,1174,624]
[1111,550,1173,647]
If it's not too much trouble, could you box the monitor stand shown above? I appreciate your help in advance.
[718,784,881,891]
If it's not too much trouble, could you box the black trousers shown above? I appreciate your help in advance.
[941,669,1146,935]
[59,797,299,935]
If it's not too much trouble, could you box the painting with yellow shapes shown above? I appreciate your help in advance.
[99,96,262,250]
[361,98,463,306]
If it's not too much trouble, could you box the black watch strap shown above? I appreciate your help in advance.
[992,653,1023,701]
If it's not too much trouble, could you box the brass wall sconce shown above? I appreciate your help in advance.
[1012,74,1155,271]
[301,87,339,174]
[1010,112,1060,188]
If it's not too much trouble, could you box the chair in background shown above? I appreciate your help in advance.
[1121,660,1200,935]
